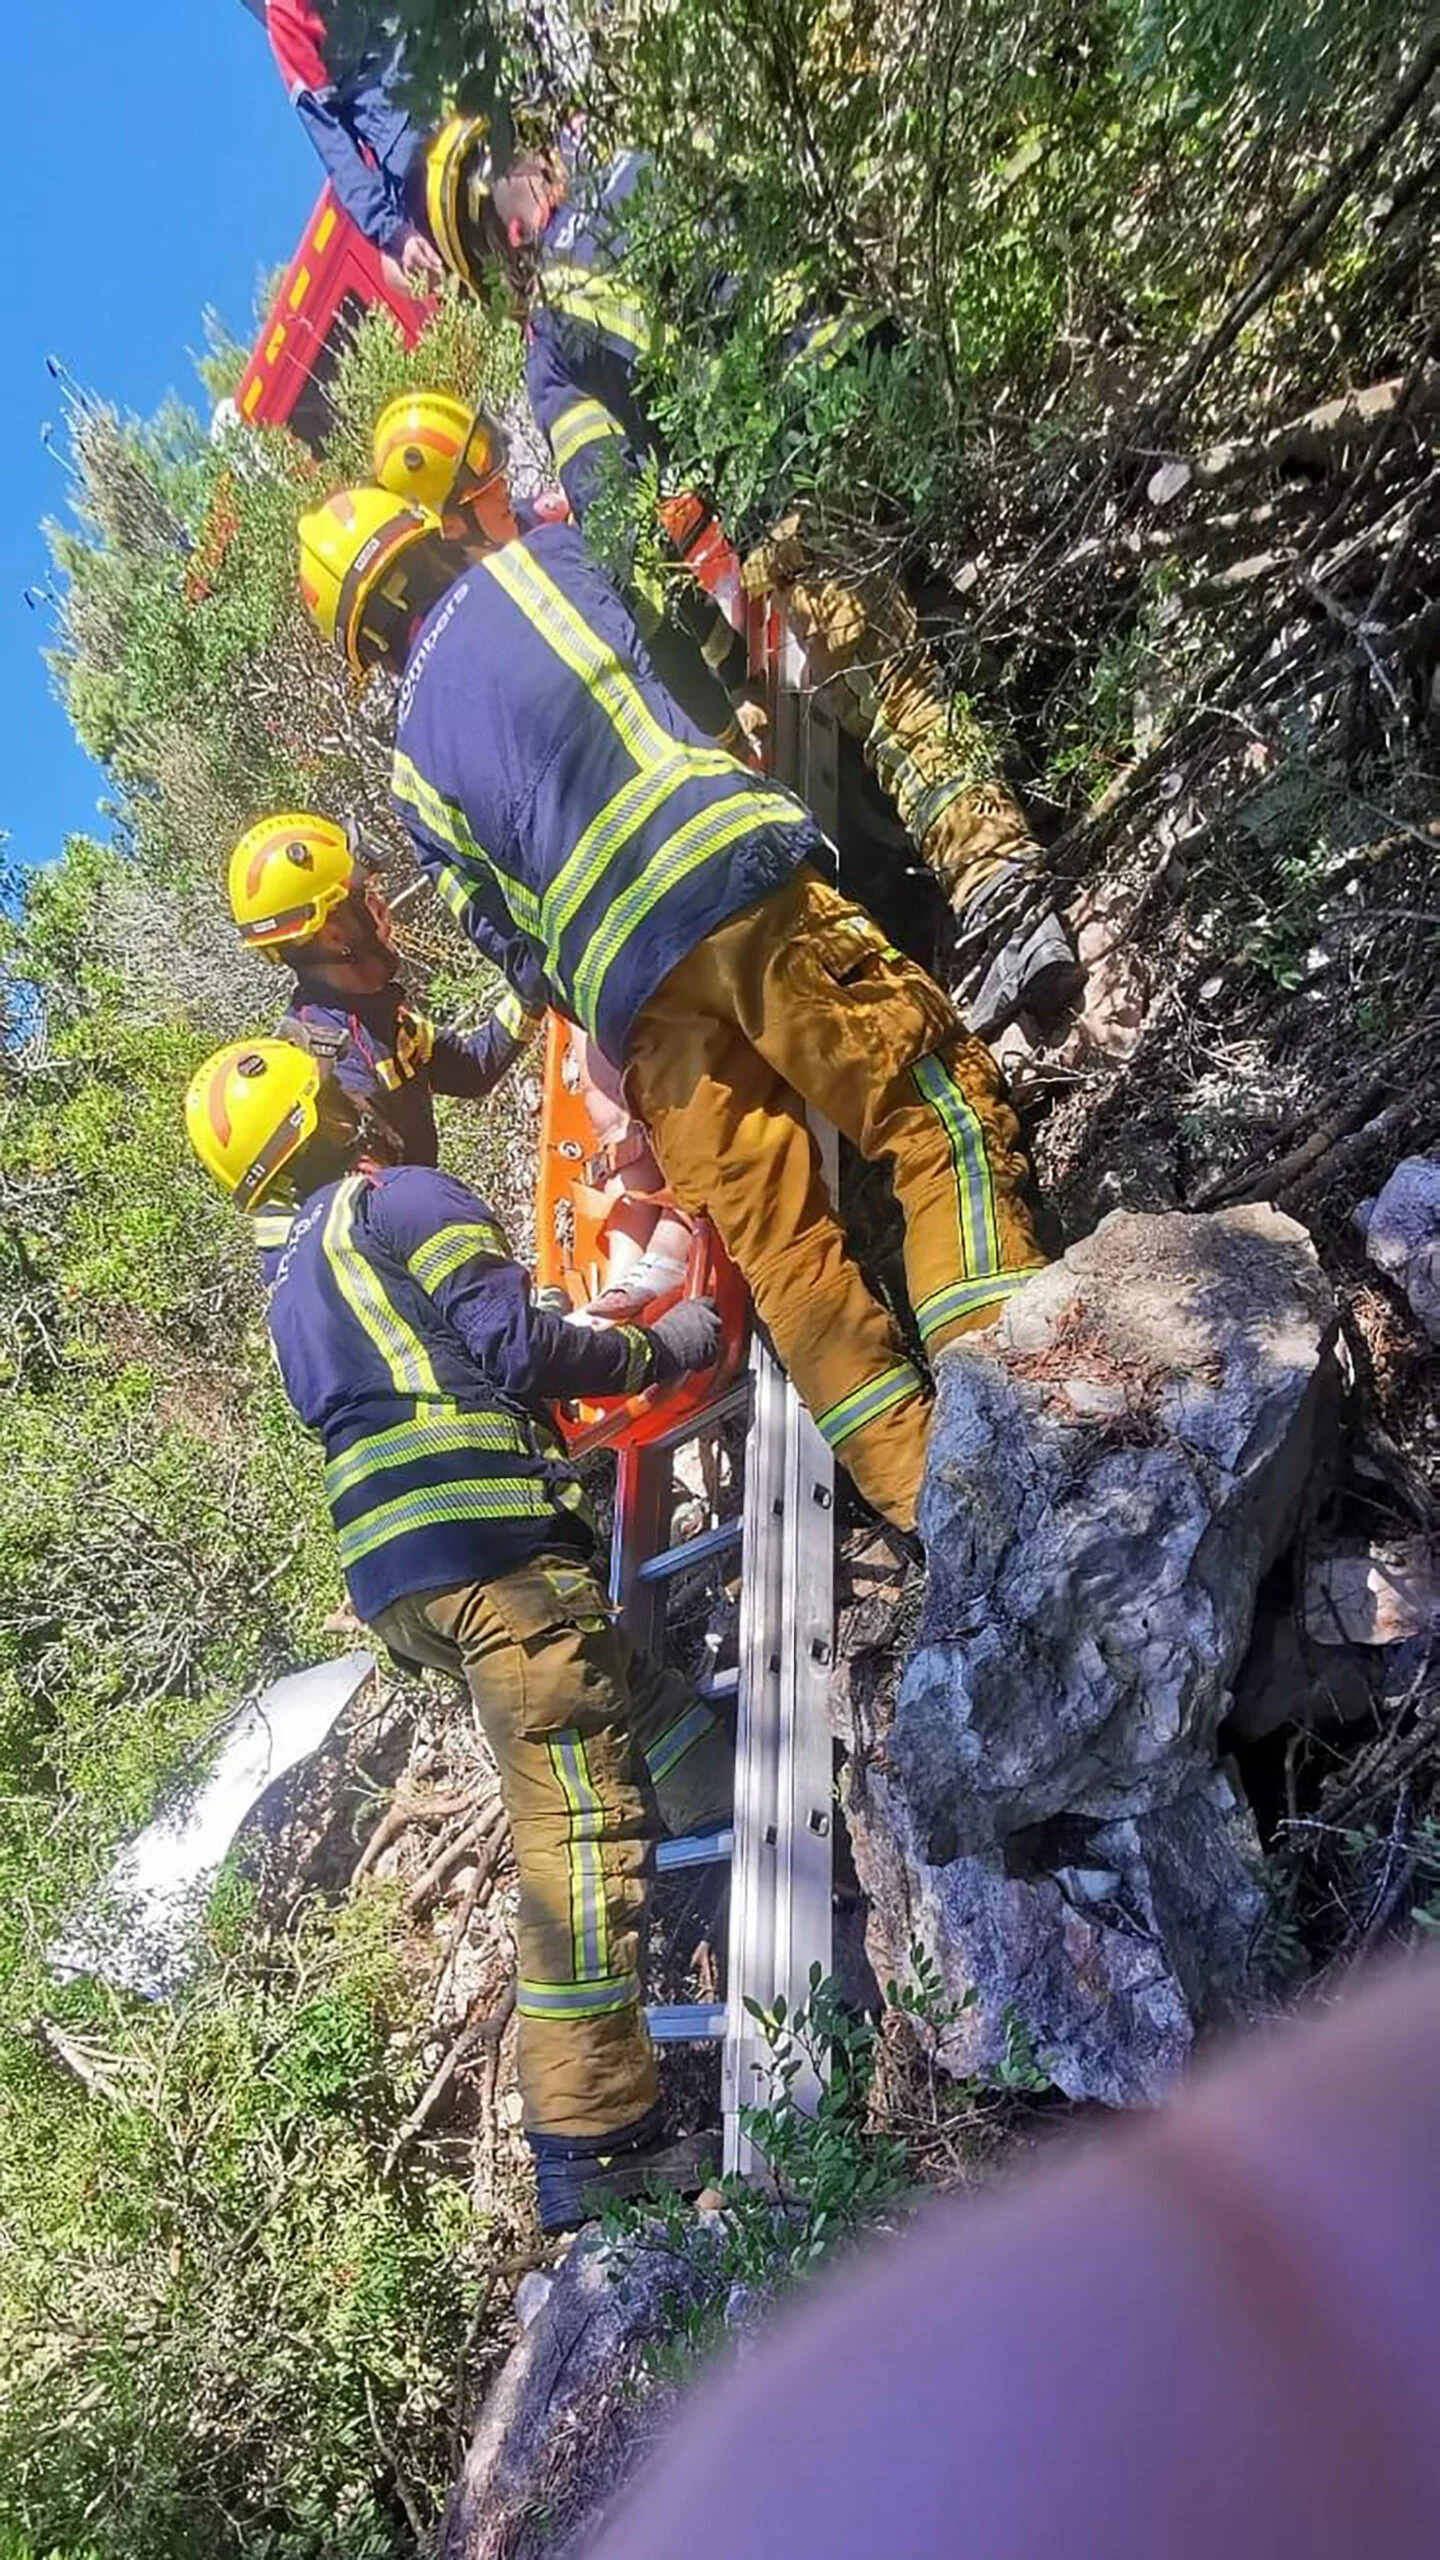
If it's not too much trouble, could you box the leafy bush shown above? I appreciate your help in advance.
[0,1897,485,2560]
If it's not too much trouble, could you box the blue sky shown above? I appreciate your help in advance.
[2,5,320,871]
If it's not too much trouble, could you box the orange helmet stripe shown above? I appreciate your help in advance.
[244,825,295,900]
[378,424,462,465]
[205,1064,233,1151]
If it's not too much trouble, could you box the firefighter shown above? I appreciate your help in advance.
[227,810,546,1218]
[296,488,1046,1533]
[417,118,1070,1004]
[241,0,443,293]
[185,1035,730,2225]
[372,383,753,756]
[363,418,705,1317]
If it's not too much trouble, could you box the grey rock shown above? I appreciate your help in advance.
[1363,1156,1440,1342]
[848,1207,1338,2105]
[441,2225,721,2560]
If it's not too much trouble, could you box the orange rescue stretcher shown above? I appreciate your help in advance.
[533,1015,749,1457]
[531,495,789,1459]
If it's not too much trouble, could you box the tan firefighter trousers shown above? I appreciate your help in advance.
[625,865,1045,1531]
[372,1555,732,2139]
[743,519,1037,913]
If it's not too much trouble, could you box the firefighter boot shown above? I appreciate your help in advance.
[957,863,1084,1039]
[530,2100,719,2232]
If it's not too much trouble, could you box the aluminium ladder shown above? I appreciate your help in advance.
[610,634,845,2173]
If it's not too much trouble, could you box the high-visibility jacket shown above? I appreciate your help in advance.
[276,977,543,1169]
[390,521,820,1063]
[525,147,868,533]
[261,1163,663,1621]
[525,151,659,529]
[253,0,422,251]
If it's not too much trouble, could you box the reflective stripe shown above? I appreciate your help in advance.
[908,772,975,844]
[541,261,652,356]
[322,1179,441,1397]
[911,1054,1001,1277]
[324,1408,527,1502]
[434,860,477,925]
[572,788,807,1036]
[816,1360,926,1451]
[551,395,627,471]
[482,543,676,769]
[617,1324,652,1392]
[543,744,739,952]
[914,1269,1041,1341]
[252,1210,294,1250]
[393,752,546,941]
[494,986,541,1040]
[408,1219,510,1292]
[549,1730,609,1981]
[517,1972,641,2020]
[644,1698,719,1786]
[336,1476,552,1570]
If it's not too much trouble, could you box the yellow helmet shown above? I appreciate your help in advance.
[297,486,442,674]
[424,113,499,289]
[228,812,355,959]
[184,1039,322,1212]
[372,392,508,514]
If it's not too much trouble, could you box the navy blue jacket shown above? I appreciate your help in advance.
[278,979,542,1168]
[262,1164,661,1620]
[525,151,659,529]
[260,1,422,251]
[390,523,818,1063]
[526,148,866,527]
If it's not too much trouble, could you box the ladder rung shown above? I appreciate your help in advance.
[637,1515,743,1584]
[646,2002,727,2042]
[642,1381,751,1458]
[656,1826,734,1872]
[695,1665,739,1703]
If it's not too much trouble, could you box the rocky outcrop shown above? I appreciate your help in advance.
[1356,1155,1440,1343]
[842,1206,1340,2104]
[439,2229,720,2560]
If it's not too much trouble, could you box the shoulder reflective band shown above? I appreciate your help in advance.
[322,1177,442,1395]
[407,1218,510,1291]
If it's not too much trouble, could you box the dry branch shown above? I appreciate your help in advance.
[404,1799,509,1921]
[383,1982,517,2177]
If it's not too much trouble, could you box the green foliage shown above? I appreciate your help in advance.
[46,290,524,908]
[575,0,1429,551]
[0,1898,484,2560]
[605,1950,998,2374]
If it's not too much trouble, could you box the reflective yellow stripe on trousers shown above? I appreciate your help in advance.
[548,1728,610,1982]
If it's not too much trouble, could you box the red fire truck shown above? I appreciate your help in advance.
[235,185,426,447]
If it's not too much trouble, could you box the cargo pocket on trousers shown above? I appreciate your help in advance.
[487,1563,620,1739]
[807,909,957,1047]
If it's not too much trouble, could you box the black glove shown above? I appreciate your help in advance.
[645,1296,723,1383]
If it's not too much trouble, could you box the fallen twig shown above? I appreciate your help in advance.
[404,1798,509,1920]
[383,1981,517,2177]
[352,1786,478,1884]
[1279,1095,1433,1208]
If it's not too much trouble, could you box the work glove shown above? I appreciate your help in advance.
[645,1296,723,1383]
